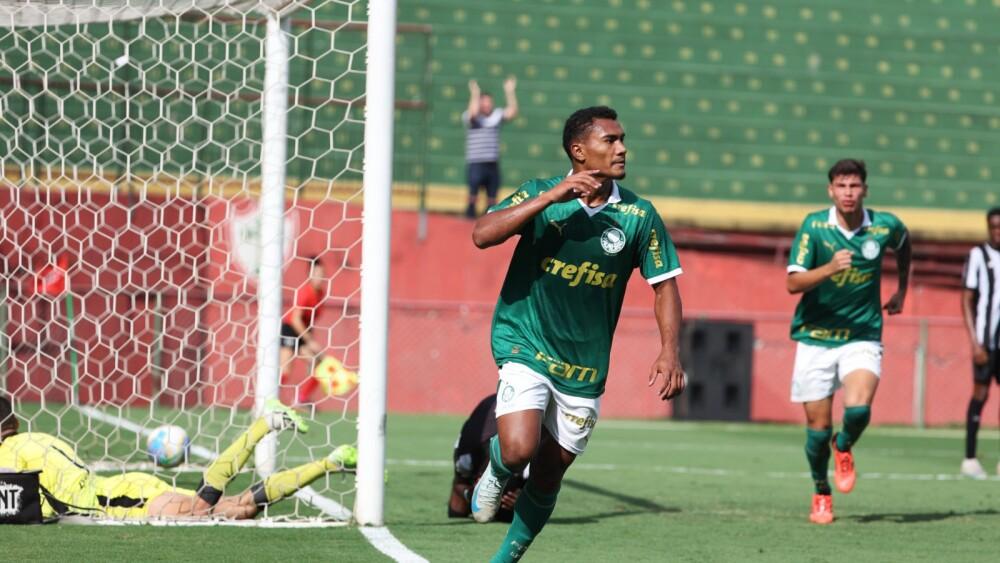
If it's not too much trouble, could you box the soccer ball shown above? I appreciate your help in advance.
[314,356,359,396]
[147,424,189,468]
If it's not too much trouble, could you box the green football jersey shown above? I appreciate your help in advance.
[489,175,682,398]
[788,207,907,346]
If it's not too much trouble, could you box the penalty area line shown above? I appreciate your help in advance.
[361,526,430,563]
[74,406,426,562]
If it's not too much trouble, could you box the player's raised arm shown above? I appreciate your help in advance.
[648,278,685,400]
[466,80,481,122]
[883,231,911,315]
[471,172,602,249]
[502,76,518,121]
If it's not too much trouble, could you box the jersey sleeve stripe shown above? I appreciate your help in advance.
[894,230,908,250]
[645,267,683,285]
[787,265,807,273]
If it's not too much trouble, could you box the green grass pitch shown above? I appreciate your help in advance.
[3,409,999,562]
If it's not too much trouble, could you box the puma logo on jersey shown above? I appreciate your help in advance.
[822,241,836,251]
[540,258,619,288]
[548,220,568,236]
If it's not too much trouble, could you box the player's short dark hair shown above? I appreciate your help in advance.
[987,207,1000,221]
[0,395,14,432]
[827,159,867,183]
[562,106,619,160]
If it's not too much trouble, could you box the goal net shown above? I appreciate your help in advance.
[0,0,398,525]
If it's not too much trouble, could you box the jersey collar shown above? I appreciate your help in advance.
[566,170,622,217]
[827,206,871,239]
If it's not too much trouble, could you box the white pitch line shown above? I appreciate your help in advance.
[597,419,976,439]
[361,526,430,563]
[383,457,1000,482]
[60,515,348,528]
[594,439,968,459]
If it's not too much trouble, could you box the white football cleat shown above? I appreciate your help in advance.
[470,462,509,523]
[960,458,987,480]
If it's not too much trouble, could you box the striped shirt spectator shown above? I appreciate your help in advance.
[463,108,504,163]
[463,77,518,218]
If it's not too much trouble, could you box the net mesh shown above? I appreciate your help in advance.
[0,1,294,28]
[0,0,414,523]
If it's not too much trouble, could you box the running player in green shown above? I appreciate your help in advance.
[469,106,686,562]
[786,159,911,524]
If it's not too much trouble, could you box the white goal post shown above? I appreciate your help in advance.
[0,0,395,525]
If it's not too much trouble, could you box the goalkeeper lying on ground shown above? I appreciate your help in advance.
[0,395,356,520]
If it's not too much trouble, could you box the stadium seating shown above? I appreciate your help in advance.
[2,1,996,223]
[395,0,1000,213]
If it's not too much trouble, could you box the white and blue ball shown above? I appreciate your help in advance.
[147,424,189,468]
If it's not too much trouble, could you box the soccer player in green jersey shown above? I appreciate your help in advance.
[786,159,911,524]
[469,106,686,562]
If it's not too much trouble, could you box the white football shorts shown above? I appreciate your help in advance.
[790,340,883,403]
[494,362,600,455]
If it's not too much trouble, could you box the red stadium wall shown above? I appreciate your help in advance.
[2,188,991,426]
[385,210,990,427]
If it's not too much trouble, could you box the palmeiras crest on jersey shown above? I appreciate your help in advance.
[600,227,626,255]
[861,238,880,260]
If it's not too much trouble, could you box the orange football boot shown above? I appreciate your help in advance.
[809,493,834,524]
[832,433,856,493]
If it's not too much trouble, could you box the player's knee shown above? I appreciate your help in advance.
[842,386,876,408]
[499,438,535,470]
[972,385,989,402]
[805,417,832,430]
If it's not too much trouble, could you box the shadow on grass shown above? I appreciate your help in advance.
[421,477,679,527]
[849,508,1000,524]
[548,478,680,525]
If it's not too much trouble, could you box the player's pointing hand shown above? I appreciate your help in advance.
[546,170,602,203]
